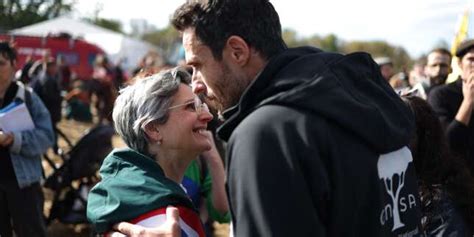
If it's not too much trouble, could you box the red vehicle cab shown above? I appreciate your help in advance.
[0,33,105,80]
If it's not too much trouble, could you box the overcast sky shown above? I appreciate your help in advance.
[73,0,472,57]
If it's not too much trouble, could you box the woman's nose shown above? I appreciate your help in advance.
[199,108,214,123]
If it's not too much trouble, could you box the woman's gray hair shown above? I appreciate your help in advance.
[113,67,192,154]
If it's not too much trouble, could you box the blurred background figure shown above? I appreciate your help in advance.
[132,51,165,78]
[91,54,116,124]
[409,60,427,88]
[28,49,52,84]
[389,71,410,91]
[64,79,92,123]
[402,95,474,236]
[424,48,452,93]
[17,55,34,85]
[56,55,72,91]
[375,56,394,81]
[407,49,452,100]
[32,56,63,154]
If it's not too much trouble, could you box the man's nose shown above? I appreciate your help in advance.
[192,80,207,95]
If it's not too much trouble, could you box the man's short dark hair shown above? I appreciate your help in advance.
[0,41,17,64]
[171,0,287,60]
[428,48,452,61]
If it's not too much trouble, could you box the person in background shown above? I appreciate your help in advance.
[57,55,72,91]
[375,56,395,81]
[402,95,474,236]
[409,60,427,88]
[91,54,116,124]
[64,79,92,123]
[32,56,62,153]
[424,48,452,91]
[428,39,474,174]
[87,68,213,236]
[18,55,34,85]
[0,42,54,237]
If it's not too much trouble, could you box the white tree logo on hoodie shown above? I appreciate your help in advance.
[377,147,414,231]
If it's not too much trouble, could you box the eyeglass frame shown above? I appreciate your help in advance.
[168,96,209,115]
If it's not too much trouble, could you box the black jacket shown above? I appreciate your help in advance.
[428,79,474,172]
[218,47,422,236]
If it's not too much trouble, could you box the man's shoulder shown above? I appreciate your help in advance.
[434,80,460,93]
[428,81,460,101]
[232,104,327,140]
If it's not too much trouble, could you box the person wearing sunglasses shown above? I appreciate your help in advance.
[87,68,214,236]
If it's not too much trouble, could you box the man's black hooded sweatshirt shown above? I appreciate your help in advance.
[217,47,422,236]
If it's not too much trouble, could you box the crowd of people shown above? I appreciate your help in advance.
[1,0,474,236]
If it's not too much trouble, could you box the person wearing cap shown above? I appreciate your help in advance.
[428,39,474,173]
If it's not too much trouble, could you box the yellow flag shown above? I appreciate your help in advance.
[447,8,470,83]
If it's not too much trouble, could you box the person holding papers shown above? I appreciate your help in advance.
[0,42,54,237]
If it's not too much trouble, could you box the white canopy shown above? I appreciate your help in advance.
[11,16,160,72]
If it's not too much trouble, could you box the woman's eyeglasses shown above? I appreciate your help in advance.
[168,96,209,115]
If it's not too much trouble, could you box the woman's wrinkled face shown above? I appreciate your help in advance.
[155,84,213,155]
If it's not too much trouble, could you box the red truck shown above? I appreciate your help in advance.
[0,33,105,80]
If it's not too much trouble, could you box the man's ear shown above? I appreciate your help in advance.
[225,36,250,66]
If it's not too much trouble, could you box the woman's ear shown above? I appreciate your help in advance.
[144,123,162,144]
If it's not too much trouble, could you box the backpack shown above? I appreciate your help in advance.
[16,81,32,110]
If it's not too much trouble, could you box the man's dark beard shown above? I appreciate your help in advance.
[431,76,447,86]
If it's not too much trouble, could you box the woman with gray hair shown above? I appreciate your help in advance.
[87,68,213,236]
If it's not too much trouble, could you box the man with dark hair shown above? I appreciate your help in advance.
[116,0,422,236]
[409,48,452,99]
[424,48,452,91]
[428,40,474,173]
[0,42,54,237]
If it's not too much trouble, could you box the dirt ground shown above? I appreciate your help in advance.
[44,118,229,236]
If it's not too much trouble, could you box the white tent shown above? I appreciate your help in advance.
[11,16,160,72]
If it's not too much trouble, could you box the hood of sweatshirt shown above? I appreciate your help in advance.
[218,47,413,153]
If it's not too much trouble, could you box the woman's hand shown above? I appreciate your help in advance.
[112,206,181,237]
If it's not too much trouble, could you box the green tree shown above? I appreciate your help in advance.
[283,28,341,52]
[86,17,123,33]
[141,25,180,56]
[0,0,75,32]
[342,40,412,72]
[282,28,302,47]
[302,34,341,52]
[320,34,340,52]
